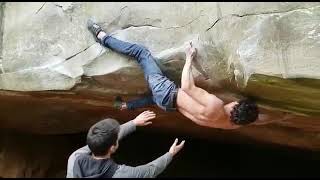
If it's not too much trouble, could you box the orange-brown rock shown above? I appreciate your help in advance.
[0,2,320,164]
[0,88,319,151]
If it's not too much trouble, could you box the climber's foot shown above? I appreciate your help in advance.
[87,18,107,44]
[113,96,127,111]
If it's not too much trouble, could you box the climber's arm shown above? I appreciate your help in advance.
[181,54,195,90]
[181,45,212,106]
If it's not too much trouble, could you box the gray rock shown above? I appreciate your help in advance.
[0,2,319,115]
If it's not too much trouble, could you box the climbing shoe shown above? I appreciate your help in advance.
[113,96,124,110]
[87,18,105,43]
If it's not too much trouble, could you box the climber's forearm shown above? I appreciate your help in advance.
[181,56,195,91]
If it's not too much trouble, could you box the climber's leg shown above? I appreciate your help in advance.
[100,36,179,111]
[88,19,177,111]
[101,36,179,111]
[102,36,163,76]
[88,19,163,77]
[114,95,156,110]
[126,95,156,110]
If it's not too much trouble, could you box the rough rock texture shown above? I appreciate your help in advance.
[0,131,84,178]
[0,2,320,154]
[1,2,320,115]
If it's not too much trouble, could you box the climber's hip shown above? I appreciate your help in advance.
[147,74,178,112]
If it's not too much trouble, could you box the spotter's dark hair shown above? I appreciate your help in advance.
[86,118,120,156]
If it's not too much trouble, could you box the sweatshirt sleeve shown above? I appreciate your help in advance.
[118,120,136,140]
[66,145,91,178]
[67,120,136,178]
[112,152,173,178]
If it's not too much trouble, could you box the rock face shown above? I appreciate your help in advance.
[0,2,320,152]
[0,131,82,178]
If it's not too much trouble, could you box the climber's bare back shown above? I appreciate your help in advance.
[175,41,241,129]
[176,87,241,129]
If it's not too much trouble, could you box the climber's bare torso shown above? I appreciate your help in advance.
[172,42,241,129]
[176,86,241,129]
[174,42,293,129]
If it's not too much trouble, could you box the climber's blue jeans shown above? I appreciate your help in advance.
[102,36,178,112]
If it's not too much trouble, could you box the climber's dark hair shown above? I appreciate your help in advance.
[230,98,259,125]
[86,118,120,156]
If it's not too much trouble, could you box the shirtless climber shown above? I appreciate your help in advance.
[87,19,291,130]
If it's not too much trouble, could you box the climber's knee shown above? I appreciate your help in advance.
[131,44,151,59]
[138,45,150,55]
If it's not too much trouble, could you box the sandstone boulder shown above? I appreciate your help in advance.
[0,2,319,150]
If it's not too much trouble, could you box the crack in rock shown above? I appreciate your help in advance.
[100,5,130,30]
[53,2,74,11]
[65,43,96,61]
[50,43,106,78]
[120,15,203,31]
[55,4,63,8]
[99,5,204,35]
[206,6,320,31]
[234,6,319,17]
[121,24,160,30]
[128,13,203,30]
[35,2,46,14]
[53,2,75,22]
[120,5,128,11]
[165,13,204,29]
[206,18,221,32]
[1,43,99,76]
